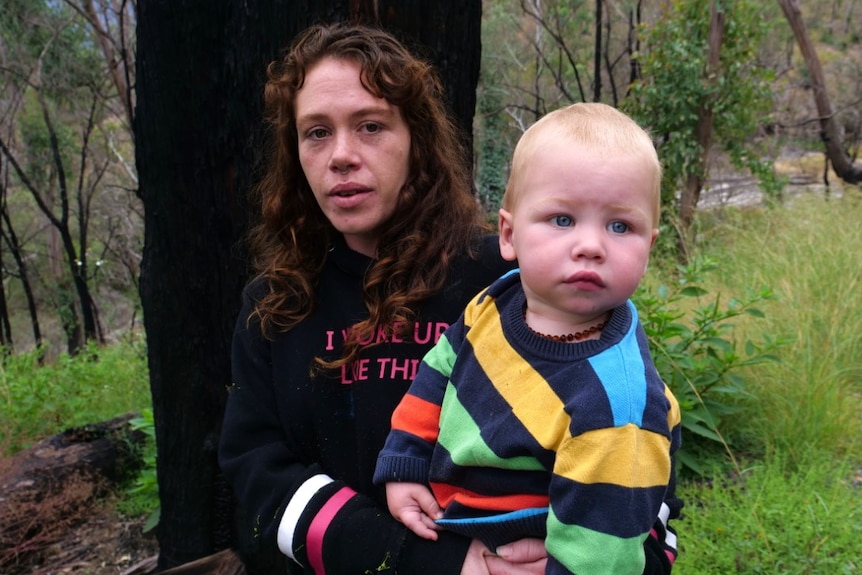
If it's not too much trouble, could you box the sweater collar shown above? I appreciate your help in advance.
[328,234,374,276]
[502,282,633,360]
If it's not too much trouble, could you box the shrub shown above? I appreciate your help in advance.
[122,407,160,531]
[634,256,782,474]
[0,336,150,455]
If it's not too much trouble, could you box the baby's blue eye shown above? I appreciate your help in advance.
[552,215,573,227]
[609,221,629,233]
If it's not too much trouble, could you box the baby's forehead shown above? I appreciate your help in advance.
[514,136,656,183]
[505,142,660,220]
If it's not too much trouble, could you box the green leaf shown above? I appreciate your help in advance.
[680,286,709,297]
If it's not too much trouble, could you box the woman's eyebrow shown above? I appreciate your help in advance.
[297,104,397,125]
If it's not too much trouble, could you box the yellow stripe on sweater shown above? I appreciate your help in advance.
[556,425,671,487]
[464,294,670,488]
[465,297,570,451]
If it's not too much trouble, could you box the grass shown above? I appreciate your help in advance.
[0,333,151,456]
[676,450,862,574]
[697,193,862,462]
[1,191,861,570]
[671,191,862,572]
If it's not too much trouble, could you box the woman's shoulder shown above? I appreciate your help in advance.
[459,234,515,281]
[439,234,515,308]
[240,274,269,305]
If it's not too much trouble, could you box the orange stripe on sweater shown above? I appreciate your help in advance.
[431,482,549,511]
[391,394,441,443]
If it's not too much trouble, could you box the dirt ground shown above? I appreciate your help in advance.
[4,503,159,575]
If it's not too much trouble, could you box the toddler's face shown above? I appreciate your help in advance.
[499,140,658,328]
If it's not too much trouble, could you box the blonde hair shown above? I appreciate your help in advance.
[502,102,661,224]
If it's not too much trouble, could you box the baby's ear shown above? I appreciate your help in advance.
[651,228,659,246]
[644,229,660,274]
[498,209,517,262]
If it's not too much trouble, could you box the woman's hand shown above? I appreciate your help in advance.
[460,538,547,575]
[487,538,547,575]
[460,539,492,575]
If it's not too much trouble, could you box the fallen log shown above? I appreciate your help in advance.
[0,413,146,571]
[116,548,247,575]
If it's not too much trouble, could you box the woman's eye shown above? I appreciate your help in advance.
[552,215,573,227]
[363,122,382,134]
[609,221,630,233]
[308,128,329,139]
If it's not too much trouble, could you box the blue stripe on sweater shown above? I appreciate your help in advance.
[587,301,647,427]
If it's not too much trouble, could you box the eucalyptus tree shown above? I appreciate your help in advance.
[778,0,862,185]
[625,0,781,259]
[0,0,140,353]
[481,0,633,125]
[476,0,643,210]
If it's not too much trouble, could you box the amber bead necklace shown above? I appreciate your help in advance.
[524,304,606,342]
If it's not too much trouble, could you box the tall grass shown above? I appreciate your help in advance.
[0,334,150,455]
[672,191,862,572]
[697,193,862,463]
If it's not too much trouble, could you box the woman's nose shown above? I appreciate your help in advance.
[330,133,358,174]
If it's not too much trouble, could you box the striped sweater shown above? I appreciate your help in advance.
[374,271,682,575]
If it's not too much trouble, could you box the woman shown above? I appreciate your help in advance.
[218,22,544,575]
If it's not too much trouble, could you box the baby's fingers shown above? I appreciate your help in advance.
[415,487,443,521]
[401,510,440,541]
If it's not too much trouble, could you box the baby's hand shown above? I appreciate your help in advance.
[385,482,443,540]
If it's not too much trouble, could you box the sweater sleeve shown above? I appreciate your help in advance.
[542,317,681,575]
[282,477,471,574]
[219,286,471,574]
[373,324,462,486]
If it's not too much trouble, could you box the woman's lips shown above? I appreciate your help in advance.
[329,182,372,207]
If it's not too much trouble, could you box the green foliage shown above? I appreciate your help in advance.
[480,0,592,112]
[634,256,782,475]
[625,0,781,218]
[0,0,142,358]
[0,0,103,98]
[0,335,150,455]
[121,408,160,532]
[671,193,862,571]
[17,93,72,189]
[676,449,862,574]
[475,82,512,213]
[698,195,862,465]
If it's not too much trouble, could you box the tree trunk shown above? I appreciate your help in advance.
[593,0,603,102]
[0,268,9,347]
[135,1,482,569]
[777,0,862,184]
[370,0,483,153]
[677,0,723,260]
[80,0,135,128]
[0,208,42,349]
[136,2,271,568]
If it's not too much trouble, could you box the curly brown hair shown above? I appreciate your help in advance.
[246,22,488,368]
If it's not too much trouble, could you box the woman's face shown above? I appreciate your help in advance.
[294,57,412,257]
